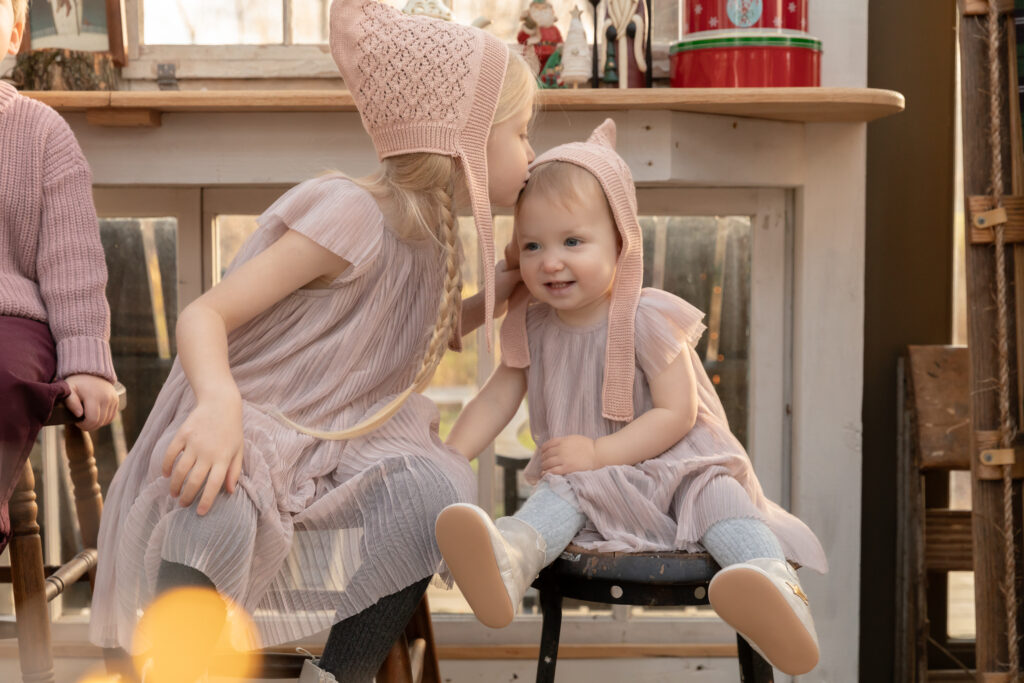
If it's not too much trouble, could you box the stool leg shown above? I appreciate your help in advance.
[9,459,55,683]
[736,634,774,683]
[63,425,102,582]
[405,595,441,683]
[535,580,563,683]
[376,632,413,683]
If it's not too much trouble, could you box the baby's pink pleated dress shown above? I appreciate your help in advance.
[520,288,828,573]
[90,176,477,650]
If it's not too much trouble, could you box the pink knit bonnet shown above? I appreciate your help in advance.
[330,0,509,344]
[502,119,644,422]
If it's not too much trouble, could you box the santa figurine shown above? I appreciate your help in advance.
[518,0,564,74]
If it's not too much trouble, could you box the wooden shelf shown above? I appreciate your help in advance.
[26,87,903,127]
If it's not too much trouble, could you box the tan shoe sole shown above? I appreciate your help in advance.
[435,504,516,629]
[709,566,819,675]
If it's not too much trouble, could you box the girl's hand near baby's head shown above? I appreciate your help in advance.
[161,390,244,516]
[540,435,604,476]
[494,258,522,305]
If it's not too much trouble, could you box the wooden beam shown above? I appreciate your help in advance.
[85,108,162,128]
[957,4,1024,673]
[906,346,972,470]
[925,509,974,571]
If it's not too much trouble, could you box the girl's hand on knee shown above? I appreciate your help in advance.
[64,374,119,432]
[162,393,244,516]
[540,435,601,476]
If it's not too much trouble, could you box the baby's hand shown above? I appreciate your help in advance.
[64,374,119,432]
[540,435,601,476]
[494,258,522,305]
[161,392,244,516]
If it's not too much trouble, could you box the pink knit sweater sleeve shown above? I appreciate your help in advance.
[35,114,116,383]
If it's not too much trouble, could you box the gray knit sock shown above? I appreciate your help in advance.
[512,483,587,565]
[700,517,786,568]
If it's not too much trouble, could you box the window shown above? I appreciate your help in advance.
[125,0,680,83]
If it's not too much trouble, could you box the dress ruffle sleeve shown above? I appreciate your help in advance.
[258,174,384,284]
[634,288,707,379]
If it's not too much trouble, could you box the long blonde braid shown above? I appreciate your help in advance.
[276,177,461,440]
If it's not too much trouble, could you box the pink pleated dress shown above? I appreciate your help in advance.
[90,176,477,651]
[519,288,828,573]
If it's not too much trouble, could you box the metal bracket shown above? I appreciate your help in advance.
[156,63,179,91]
[980,448,1017,466]
[972,206,1008,229]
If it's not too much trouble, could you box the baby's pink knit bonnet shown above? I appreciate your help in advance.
[330,0,509,344]
[502,119,644,422]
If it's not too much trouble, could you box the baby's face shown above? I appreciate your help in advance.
[515,189,620,327]
[0,0,23,58]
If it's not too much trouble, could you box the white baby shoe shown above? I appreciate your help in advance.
[298,657,338,682]
[708,557,819,675]
[435,503,547,628]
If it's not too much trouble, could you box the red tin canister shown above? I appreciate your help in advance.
[687,0,809,33]
[670,31,821,87]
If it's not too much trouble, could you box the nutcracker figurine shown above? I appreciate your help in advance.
[601,0,649,88]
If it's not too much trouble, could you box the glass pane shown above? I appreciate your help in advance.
[454,0,597,45]
[949,470,971,510]
[947,571,975,639]
[59,217,180,615]
[214,215,261,285]
[143,0,283,45]
[643,215,752,448]
[292,0,332,44]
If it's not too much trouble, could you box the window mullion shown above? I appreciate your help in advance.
[283,0,294,45]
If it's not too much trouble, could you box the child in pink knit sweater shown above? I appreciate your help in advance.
[0,0,119,553]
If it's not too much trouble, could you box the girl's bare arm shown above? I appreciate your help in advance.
[163,230,350,515]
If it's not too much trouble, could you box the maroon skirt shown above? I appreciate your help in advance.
[0,316,69,554]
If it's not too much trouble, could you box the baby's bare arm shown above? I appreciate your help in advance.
[447,363,527,461]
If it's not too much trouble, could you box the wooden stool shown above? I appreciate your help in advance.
[532,545,775,683]
[5,383,126,683]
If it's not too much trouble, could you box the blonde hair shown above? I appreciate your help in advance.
[278,50,537,440]
[13,0,27,23]
[517,160,610,217]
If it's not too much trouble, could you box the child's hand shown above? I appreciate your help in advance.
[162,393,244,516]
[540,435,601,476]
[63,374,119,432]
[494,258,522,305]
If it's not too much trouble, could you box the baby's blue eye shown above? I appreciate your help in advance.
[523,242,540,252]
[564,237,581,247]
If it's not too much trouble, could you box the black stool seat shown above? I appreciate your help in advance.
[530,545,774,682]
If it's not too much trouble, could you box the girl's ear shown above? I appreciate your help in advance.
[8,19,25,56]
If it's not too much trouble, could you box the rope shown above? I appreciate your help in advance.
[985,1,1019,676]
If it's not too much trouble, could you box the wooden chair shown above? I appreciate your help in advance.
[2,383,127,683]
[532,546,775,683]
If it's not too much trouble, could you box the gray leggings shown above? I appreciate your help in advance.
[513,478,785,568]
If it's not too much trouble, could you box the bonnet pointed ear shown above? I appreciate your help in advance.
[587,118,617,150]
